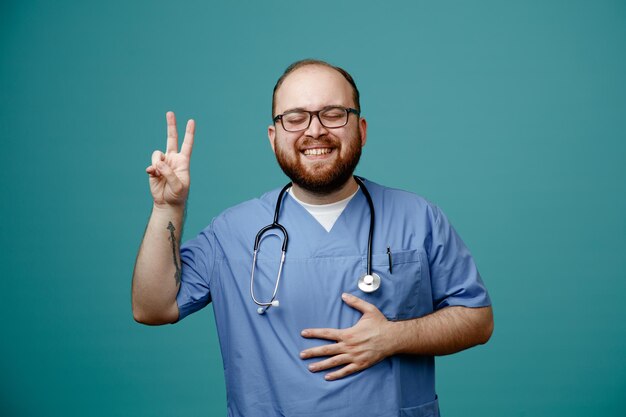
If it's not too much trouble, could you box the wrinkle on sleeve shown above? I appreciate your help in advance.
[428,205,491,310]
[175,221,217,321]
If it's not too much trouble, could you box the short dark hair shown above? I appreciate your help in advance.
[271,59,361,119]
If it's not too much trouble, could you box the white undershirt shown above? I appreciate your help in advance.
[288,187,360,232]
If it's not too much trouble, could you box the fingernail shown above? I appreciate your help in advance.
[308,364,315,371]
[301,330,309,337]
[324,375,333,381]
[300,351,306,359]
[342,293,350,300]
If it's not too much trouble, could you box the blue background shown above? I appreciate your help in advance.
[1,0,625,415]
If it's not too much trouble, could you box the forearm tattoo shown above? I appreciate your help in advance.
[167,221,182,284]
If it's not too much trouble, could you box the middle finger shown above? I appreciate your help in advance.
[166,111,178,153]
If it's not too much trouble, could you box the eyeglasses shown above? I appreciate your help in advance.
[273,106,360,132]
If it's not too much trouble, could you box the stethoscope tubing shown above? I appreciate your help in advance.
[250,183,291,312]
[250,176,375,313]
[354,176,374,276]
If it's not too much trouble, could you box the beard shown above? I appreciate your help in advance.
[274,129,362,194]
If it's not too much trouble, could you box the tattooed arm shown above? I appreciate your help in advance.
[132,207,184,324]
[132,112,195,325]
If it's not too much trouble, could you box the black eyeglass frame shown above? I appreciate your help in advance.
[273,106,361,132]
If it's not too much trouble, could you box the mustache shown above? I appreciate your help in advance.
[298,136,337,148]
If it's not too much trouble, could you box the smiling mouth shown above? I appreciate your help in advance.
[303,148,333,156]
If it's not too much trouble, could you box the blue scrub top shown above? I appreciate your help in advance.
[176,179,490,417]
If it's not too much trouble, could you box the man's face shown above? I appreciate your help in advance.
[268,65,367,194]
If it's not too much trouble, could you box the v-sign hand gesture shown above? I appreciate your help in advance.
[146,112,195,208]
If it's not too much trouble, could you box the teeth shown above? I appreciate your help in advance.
[303,148,332,156]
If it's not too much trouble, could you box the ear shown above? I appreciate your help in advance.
[359,117,367,147]
[268,124,276,153]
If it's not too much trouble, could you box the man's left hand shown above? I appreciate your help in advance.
[300,293,394,381]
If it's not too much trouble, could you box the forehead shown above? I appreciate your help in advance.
[275,65,354,114]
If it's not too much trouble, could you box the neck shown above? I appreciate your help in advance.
[290,177,359,205]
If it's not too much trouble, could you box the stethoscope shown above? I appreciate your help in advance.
[250,176,381,314]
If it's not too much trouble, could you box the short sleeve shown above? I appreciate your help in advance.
[428,206,491,310]
[175,221,217,321]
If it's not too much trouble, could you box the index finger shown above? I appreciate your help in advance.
[166,111,178,153]
[180,119,195,158]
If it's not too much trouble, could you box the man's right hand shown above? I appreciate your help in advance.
[132,111,194,325]
[146,111,195,208]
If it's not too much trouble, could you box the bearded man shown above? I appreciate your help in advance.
[132,59,493,417]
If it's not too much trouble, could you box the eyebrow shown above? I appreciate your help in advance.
[280,104,347,114]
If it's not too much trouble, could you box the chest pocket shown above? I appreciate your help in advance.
[357,249,423,320]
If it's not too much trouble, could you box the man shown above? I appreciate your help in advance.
[132,59,493,417]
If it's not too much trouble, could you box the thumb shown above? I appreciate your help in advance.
[157,161,183,193]
[341,293,377,314]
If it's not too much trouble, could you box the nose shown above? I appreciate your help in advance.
[304,113,329,139]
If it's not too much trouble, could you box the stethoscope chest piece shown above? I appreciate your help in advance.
[358,273,381,293]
